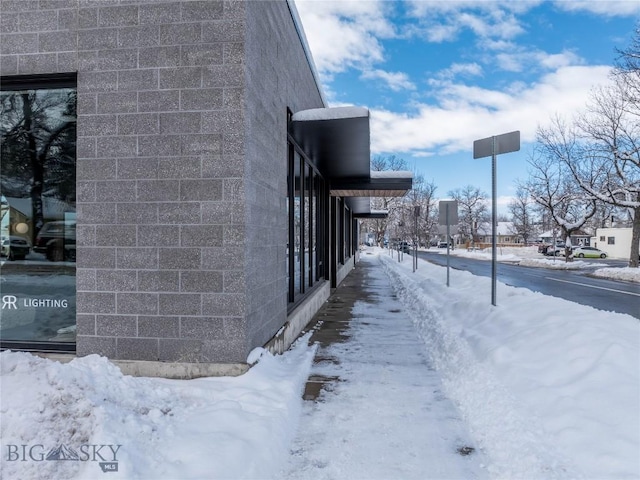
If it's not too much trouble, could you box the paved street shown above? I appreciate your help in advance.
[418,251,640,318]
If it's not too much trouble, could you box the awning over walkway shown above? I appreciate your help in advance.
[289,106,412,216]
[331,171,413,197]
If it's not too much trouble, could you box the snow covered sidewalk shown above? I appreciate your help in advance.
[281,252,488,479]
[1,247,638,480]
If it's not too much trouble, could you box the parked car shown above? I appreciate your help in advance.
[572,246,608,259]
[34,220,76,262]
[398,241,411,253]
[438,241,449,248]
[537,243,549,254]
[543,243,568,256]
[0,236,31,260]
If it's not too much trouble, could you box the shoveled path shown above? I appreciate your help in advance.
[281,252,488,479]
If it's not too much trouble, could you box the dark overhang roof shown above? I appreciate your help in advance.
[353,210,389,219]
[290,106,371,178]
[330,172,413,197]
[289,106,412,215]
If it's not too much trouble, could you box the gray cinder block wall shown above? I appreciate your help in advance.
[243,1,323,351]
[1,0,324,365]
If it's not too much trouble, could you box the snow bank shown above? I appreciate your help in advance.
[592,267,640,283]
[0,337,316,480]
[380,252,639,480]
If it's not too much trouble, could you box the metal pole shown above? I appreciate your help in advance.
[413,207,419,272]
[446,203,450,287]
[491,136,497,306]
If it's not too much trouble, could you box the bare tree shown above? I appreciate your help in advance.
[1,89,76,240]
[528,119,599,249]
[547,27,640,267]
[527,28,640,266]
[570,88,640,266]
[508,186,537,245]
[402,174,438,246]
[448,185,489,246]
[614,23,640,107]
[366,155,408,246]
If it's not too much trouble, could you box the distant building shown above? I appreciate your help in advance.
[538,230,592,247]
[592,228,638,260]
[476,222,521,245]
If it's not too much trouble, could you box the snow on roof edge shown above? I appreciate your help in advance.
[287,0,327,107]
[291,106,369,122]
[370,170,413,179]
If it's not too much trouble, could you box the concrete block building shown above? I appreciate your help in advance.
[0,0,411,376]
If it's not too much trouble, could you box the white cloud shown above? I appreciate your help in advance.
[436,62,484,81]
[369,65,613,155]
[293,0,395,76]
[494,48,584,73]
[361,69,417,91]
[495,52,526,72]
[405,0,536,43]
[406,0,542,16]
[537,50,584,69]
[553,0,640,17]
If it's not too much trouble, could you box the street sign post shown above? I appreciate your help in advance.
[438,200,458,287]
[473,130,520,306]
[413,206,420,272]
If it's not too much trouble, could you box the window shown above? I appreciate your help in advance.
[600,236,606,242]
[0,73,77,351]
[286,133,325,306]
[313,172,323,281]
[608,237,615,245]
[293,151,302,296]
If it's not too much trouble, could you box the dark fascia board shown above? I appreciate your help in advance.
[330,176,413,196]
[353,211,388,219]
[289,107,371,179]
[345,196,371,215]
[0,72,77,90]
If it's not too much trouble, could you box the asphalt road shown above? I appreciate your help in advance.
[417,251,640,319]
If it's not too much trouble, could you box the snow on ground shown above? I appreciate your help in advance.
[0,339,316,480]
[590,267,640,283]
[381,248,639,479]
[427,245,640,281]
[282,258,489,480]
[0,248,638,480]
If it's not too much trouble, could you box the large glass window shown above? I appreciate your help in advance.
[0,74,77,350]
[313,173,323,281]
[286,137,325,306]
[293,152,302,296]
[304,163,312,288]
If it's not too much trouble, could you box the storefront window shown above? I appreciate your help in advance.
[286,137,325,306]
[313,173,323,281]
[0,74,77,349]
[293,151,302,296]
[304,163,312,288]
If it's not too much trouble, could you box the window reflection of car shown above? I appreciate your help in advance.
[34,221,76,262]
[0,236,31,261]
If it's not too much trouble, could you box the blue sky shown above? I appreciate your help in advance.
[293,0,639,209]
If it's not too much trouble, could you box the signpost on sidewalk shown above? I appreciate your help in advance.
[438,200,458,287]
[473,130,520,306]
[413,205,420,272]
